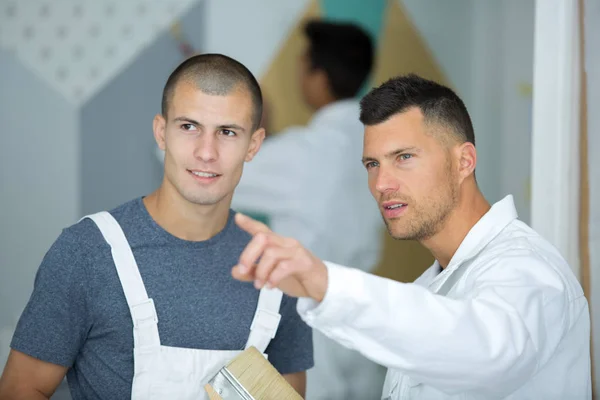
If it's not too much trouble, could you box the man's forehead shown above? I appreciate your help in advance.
[170,84,251,113]
[362,117,438,158]
[168,88,253,126]
[173,80,248,101]
[364,118,422,146]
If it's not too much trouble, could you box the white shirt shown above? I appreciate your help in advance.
[298,195,591,399]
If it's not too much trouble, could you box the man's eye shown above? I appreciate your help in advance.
[365,161,379,169]
[181,124,196,131]
[399,154,413,161]
[221,129,236,137]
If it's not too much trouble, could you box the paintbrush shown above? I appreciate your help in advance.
[205,346,303,399]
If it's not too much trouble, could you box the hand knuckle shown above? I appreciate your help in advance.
[278,260,289,270]
[264,247,276,259]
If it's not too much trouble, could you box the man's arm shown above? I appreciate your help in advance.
[2,223,96,400]
[231,214,577,398]
[0,350,67,399]
[293,261,567,397]
[282,371,306,397]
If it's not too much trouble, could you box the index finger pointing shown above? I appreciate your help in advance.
[235,213,272,236]
[236,231,269,277]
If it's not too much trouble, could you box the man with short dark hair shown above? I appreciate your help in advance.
[231,74,592,399]
[0,54,313,400]
[230,19,386,399]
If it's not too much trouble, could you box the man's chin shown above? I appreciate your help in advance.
[191,198,222,207]
[390,232,414,241]
[385,223,420,241]
[181,192,223,207]
[386,226,410,240]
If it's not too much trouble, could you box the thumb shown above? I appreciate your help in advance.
[234,213,272,236]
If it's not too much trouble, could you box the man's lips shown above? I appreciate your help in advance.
[189,169,220,177]
[188,169,221,181]
[381,201,408,218]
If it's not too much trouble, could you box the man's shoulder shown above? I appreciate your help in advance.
[57,198,142,251]
[474,219,583,297]
[93,197,143,225]
[486,219,563,261]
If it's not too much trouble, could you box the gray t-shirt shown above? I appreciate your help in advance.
[11,198,314,399]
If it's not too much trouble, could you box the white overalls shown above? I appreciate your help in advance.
[84,211,283,400]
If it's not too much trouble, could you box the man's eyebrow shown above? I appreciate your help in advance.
[362,147,420,163]
[361,156,377,164]
[173,116,202,126]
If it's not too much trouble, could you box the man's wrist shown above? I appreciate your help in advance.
[307,261,329,303]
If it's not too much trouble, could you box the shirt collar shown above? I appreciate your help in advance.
[435,195,519,271]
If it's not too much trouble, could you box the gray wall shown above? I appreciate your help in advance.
[498,0,534,224]
[401,0,474,102]
[80,3,205,215]
[0,49,79,379]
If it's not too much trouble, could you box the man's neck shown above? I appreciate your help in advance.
[311,93,338,111]
[421,189,491,268]
[143,182,231,242]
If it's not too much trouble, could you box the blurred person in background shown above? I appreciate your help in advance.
[231,20,386,400]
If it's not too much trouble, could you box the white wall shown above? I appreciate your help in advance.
[400,0,474,102]
[498,0,535,224]
[462,0,504,207]
[0,50,80,367]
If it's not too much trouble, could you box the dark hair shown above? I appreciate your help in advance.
[161,53,263,130]
[359,74,475,145]
[304,20,374,100]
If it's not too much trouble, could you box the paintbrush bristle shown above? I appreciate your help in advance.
[226,346,303,399]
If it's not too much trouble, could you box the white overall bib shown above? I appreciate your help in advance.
[84,211,283,399]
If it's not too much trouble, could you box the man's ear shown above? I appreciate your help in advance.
[315,69,329,87]
[246,127,266,162]
[153,114,167,150]
[456,142,477,182]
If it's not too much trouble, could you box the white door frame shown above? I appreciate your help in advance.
[530,0,581,277]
